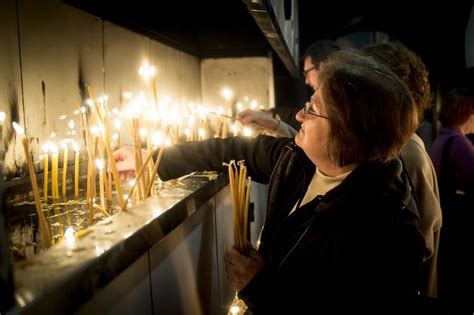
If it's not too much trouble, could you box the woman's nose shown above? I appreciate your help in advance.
[296,108,305,122]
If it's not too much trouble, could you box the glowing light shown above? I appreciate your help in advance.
[114,118,121,129]
[138,64,156,80]
[86,99,94,108]
[95,159,103,171]
[90,126,100,135]
[243,127,253,137]
[72,141,79,153]
[59,115,67,120]
[221,88,233,100]
[50,143,58,154]
[64,227,75,240]
[230,305,240,315]
[198,128,206,138]
[236,102,243,111]
[0,112,5,123]
[43,142,50,154]
[250,100,258,109]
[68,120,75,129]
[12,122,25,136]
[123,91,133,99]
[64,227,76,247]
[152,132,163,146]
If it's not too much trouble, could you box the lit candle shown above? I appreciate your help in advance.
[96,159,106,210]
[139,63,157,105]
[50,143,59,199]
[114,118,121,147]
[0,111,5,144]
[221,88,233,138]
[73,141,80,198]
[12,122,50,247]
[42,143,49,202]
[61,141,68,198]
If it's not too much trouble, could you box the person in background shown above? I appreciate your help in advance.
[237,40,340,138]
[362,41,442,299]
[429,88,474,313]
[113,50,424,312]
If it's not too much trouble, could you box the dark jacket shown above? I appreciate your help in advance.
[157,135,425,313]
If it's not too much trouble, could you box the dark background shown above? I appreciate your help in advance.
[64,0,473,108]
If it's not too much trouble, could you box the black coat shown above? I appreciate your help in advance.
[157,135,425,313]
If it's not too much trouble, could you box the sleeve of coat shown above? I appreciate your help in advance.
[156,135,292,184]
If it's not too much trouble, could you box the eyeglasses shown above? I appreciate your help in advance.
[302,101,330,120]
[302,65,317,78]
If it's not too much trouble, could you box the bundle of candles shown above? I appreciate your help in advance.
[226,160,251,255]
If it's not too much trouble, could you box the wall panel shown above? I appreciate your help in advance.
[16,0,102,169]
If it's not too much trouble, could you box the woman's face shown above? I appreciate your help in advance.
[461,113,474,135]
[295,90,331,165]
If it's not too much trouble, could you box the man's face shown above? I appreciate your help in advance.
[303,57,319,90]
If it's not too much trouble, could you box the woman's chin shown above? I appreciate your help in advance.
[295,133,302,147]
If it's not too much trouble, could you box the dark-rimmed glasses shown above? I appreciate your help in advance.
[302,101,330,120]
[302,65,317,78]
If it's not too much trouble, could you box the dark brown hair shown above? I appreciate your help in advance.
[439,88,474,128]
[362,41,431,123]
[319,49,418,166]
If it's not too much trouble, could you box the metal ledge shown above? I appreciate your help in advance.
[244,0,300,78]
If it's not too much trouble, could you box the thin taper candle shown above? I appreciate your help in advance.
[13,122,50,247]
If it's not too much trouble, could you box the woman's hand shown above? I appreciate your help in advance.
[113,145,148,181]
[224,245,264,291]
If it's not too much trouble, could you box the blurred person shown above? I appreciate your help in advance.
[429,87,474,313]
[363,41,442,298]
[114,50,424,313]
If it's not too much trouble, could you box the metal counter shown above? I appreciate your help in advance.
[6,172,237,315]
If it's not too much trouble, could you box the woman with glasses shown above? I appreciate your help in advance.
[113,50,424,312]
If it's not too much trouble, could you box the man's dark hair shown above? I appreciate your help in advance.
[301,40,341,69]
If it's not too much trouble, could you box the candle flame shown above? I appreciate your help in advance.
[138,64,156,79]
[123,91,133,100]
[243,127,253,137]
[72,141,80,152]
[152,132,163,146]
[43,142,50,153]
[95,159,103,171]
[222,88,233,100]
[68,120,75,129]
[65,227,75,239]
[114,118,121,129]
[90,126,100,135]
[64,227,76,246]
[50,143,58,154]
[12,122,24,136]
[60,141,68,150]
[250,100,258,109]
